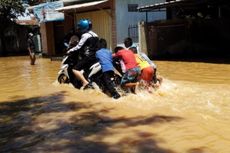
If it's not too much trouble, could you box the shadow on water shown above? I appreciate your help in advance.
[0,91,185,153]
[187,148,208,153]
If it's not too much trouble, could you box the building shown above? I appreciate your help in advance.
[137,0,230,58]
[38,0,166,56]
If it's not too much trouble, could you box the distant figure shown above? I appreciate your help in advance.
[27,33,36,65]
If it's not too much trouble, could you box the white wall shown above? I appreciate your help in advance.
[115,0,166,44]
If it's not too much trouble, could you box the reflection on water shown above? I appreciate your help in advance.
[0,56,230,153]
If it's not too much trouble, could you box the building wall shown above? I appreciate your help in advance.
[63,13,75,34]
[40,22,55,55]
[76,9,112,49]
[40,13,74,56]
[115,0,166,44]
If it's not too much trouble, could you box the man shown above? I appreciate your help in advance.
[67,19,99,89]
[27,33,36,65]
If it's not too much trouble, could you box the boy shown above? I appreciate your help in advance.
[113,47,140,87]
[96,39,121,99]
[124,37,162,87]
[129,47,154,90]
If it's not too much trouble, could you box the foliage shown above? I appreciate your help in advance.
[0,0,25,55]
[27,0,40,6]
[0,0,24,20]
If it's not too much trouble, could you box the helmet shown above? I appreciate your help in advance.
[77,19,90,33]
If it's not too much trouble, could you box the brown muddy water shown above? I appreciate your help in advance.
[0,56,229,153]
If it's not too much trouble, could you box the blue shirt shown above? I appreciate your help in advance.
[96,48,114,72]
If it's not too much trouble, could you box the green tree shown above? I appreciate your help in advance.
[0,0,24,55]
[28,0,40,6]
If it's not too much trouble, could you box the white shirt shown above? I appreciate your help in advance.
[69,31,98,52]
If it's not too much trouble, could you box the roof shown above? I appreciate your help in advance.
[62,0,81,2]
[137,0,226,12]
[56,0,109,12]
[137,0,193,12]
[61,0,88,5]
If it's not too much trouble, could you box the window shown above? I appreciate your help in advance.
[128,4,138,12]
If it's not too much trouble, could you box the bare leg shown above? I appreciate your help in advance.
[72,69,89,87]
[29,53,36,65]
[31,53,36,65]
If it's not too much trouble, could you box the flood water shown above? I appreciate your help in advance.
[0,56,230,153]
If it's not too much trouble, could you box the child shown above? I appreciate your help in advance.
[124,37,138,51]
[124,37,162,88]
[129,47,154,90]
[95,39,121,99]
[140,52,162,86]
[113,47,140,87]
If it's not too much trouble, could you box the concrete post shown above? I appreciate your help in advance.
[138,21,148,55]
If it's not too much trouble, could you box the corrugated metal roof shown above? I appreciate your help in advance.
[56,0,108,12]
[137,0,227,12]
[137,0,191,12]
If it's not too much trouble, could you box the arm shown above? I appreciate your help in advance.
[28,47,32,54]
[27,39,32,54]
[68,33,90,53]
[112,53,117,57]
[95,52,99,60]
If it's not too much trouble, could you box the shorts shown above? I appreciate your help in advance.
[121,67,140,85]
[140,66,154,82]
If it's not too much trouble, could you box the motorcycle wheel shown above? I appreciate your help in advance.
[58,74,69,84]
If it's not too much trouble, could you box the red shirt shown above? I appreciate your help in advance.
[113,49,138,70]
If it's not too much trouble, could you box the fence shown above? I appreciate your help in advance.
[145,19,230,58]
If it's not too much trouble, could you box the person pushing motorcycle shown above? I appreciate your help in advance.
[67,19,99,89]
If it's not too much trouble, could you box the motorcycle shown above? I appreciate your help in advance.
[57,51,122,94]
